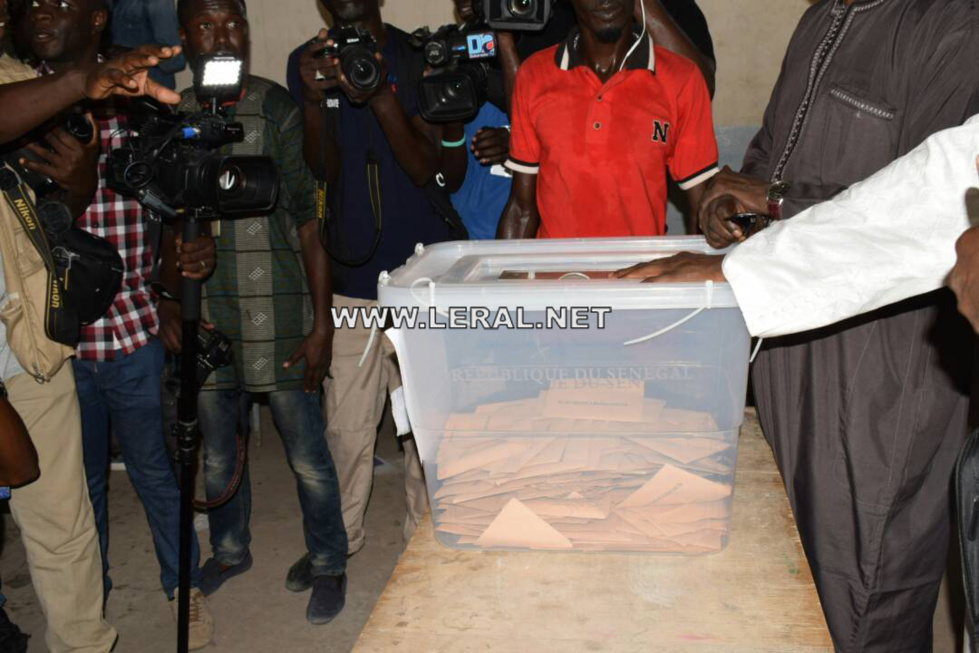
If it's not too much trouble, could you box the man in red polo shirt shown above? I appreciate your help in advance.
[498,0,718,239]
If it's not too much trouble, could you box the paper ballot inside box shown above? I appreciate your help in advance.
[429,379,738,552]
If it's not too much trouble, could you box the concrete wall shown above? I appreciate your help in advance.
[177,0,813,128]
[699,0,812,127]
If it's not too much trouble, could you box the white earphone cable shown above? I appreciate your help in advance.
[619,0,647,73]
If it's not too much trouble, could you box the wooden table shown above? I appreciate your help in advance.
[354,411,832,653]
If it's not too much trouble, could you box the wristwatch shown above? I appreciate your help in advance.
[767,181,791,221]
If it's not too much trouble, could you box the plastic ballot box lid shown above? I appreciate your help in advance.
[378,236,739,312]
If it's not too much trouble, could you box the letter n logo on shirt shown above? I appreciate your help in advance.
[652,120,671,144]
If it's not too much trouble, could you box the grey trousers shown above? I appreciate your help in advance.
[753,290,972,653]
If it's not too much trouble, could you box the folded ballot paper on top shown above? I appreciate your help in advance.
[431,385,737,553]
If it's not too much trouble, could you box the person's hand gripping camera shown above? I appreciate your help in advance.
[18,113,99,218]
[299,28,389,107]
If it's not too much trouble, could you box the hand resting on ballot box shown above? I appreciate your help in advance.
[613,252,726,284]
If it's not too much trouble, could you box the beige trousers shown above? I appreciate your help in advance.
[325,295,428,554]
[8,365,116,653]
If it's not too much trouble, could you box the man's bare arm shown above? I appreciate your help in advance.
[639,1,716,97]
[0,45,181,144]
[497,171,540,239]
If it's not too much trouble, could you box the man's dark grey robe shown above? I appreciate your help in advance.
[742,1,979,650]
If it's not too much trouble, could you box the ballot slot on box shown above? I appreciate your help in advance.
[379,237,751,553]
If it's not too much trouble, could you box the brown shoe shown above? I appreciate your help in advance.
[170,588,215,650]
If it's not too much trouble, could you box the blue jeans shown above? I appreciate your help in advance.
[73,339,202,599]
[198,389,347,576]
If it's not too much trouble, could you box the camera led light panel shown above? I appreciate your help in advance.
[201,58,243,88]
[194,54,246,105]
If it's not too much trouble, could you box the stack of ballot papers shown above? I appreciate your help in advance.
[430,380,736,553]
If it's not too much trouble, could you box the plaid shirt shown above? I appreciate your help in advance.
[37,60,158,360]
[75,116,158,361]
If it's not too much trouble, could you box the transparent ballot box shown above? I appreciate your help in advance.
[378,237,751,553]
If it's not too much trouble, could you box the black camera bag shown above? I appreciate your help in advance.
[0,166,123,346]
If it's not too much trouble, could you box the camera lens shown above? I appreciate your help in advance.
[217,164,243,194]
[508,0,536,19]
[443,80,466,103]
[196,155,278,216]
[343,48,383,92]
[65,114,94,143]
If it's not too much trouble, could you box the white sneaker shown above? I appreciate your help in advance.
[170,587,215,650]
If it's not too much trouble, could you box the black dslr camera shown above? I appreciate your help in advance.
[13,113,96,200]
[314,26,383,93]
[411,25,498,123]
[197,328,233,387]
[474,0,552,31]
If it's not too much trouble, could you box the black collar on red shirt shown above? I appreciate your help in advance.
[554,26,655,74]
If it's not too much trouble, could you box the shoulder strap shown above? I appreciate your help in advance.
[0,167,79,346]
[317,93,382,267]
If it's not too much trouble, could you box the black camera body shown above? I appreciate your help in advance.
[422,24,497,67]
[315,26,383,93]
[197,327,233,388]
[412,25,498,123]
[474,0,552,31]
[106,109,279,220]
[13,113,96,199]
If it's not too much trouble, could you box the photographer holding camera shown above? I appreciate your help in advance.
[0,0,183,647]
[23,0,216,647]
[157,0,350,627]
[291,0,453,556]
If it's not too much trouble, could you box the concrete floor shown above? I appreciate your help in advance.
[1,407,406,653]
[0,407,967,652]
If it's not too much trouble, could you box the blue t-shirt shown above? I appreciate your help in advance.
[287,27,451,301]
[451,103,512,240]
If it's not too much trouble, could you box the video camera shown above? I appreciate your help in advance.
[106,53,279,220]
[411,24,498,123]
[313,27,383,93]
[473,0,552,31]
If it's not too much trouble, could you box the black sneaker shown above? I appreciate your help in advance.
[200,552,253,597]
[306,574,346,625]
[0,607,30,653]
[285,553,313,593]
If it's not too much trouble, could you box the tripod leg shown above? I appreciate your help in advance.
[176,219,202,653]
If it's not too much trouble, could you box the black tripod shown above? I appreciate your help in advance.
[174,212,208,653]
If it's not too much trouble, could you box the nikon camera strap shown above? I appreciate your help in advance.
[0,167,80,346]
